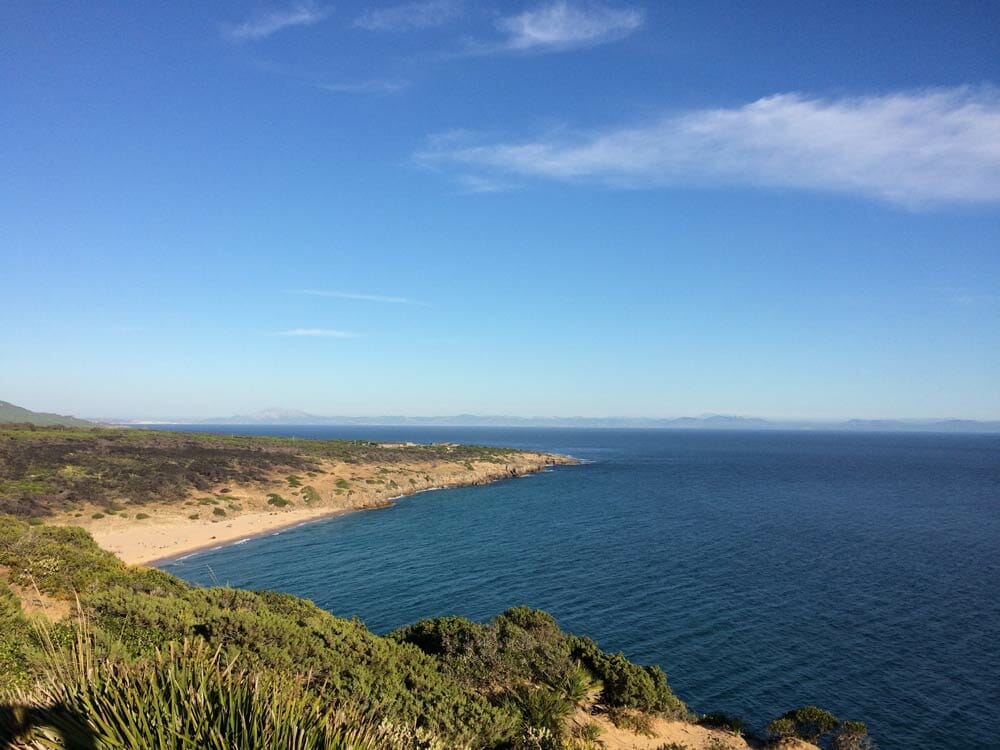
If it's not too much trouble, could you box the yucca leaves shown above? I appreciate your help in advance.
[9,631,400,750]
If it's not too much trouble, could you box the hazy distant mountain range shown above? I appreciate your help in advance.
[102,408,1000,433]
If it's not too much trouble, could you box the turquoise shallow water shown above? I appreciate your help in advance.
[159,426,1000,749]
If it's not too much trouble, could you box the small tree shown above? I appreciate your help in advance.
[831,721,874,750]
[768,705,839,743]
[767,716,796,742]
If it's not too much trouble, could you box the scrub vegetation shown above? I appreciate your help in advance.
[0,425,525,518]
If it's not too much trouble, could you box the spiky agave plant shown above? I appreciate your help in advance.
[8,618,412,750]
[509,684,575,737]
[559,663,601,708]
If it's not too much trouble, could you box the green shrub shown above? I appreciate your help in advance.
[698,711,745,734]
[393,606,684,736]
[287,475,303,487]
[832,720,873,750]
[212,507,226,517]
[0,580,34,692]
[575,722,602,742]
[569,635,687,717]
[301,486,321,504]
[605,706,655,736]
[768,705,839,742]
[266,494,290,508]
[561,662,599,706]
[135,513,151,520]
[0,517,125,597]
[509,685,574,736]
[767,716,795,740]
[90,513,104,520]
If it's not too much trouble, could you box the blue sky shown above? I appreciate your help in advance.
[2,1,999,419]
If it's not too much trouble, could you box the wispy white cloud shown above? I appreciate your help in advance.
[418,86,1000,207]
[355,0,462,31]
[316,79,409,94]
[224,2,330,41]
[294,290,420,304]
[271,328,358,338]
[473,1,643,54]
[454,174,519,193]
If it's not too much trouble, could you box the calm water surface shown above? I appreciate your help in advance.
[159,426,1000,749]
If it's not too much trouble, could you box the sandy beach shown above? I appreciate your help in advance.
[56,448,575,566]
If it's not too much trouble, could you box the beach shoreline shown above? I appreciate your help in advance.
[59,450,576,566]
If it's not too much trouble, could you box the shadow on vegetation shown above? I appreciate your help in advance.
[0,702,96,750]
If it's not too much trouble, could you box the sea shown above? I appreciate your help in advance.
[157,426,1000,750]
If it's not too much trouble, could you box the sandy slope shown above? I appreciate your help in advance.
[568,709,820,750]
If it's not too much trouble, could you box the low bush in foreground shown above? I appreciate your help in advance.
[5,632,436,750]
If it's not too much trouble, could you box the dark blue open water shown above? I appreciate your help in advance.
[159,426,1000,749]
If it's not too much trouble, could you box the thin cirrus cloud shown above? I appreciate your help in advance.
[478,1,644,54]
[316,79,409,95]
[223,2,330,41]
[418,86,1000,207]
[271,328,358,338]
[354,0,462,32]
[294,290,421,305]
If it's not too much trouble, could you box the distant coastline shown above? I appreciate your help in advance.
[95,412,1000,433]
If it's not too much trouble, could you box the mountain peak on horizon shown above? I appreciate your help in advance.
[185,410,1000,433]
[250,407,316,419]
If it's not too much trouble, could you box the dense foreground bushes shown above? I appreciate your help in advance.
[393,608,689,720]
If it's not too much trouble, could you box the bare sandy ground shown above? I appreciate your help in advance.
[54,448,573,566]
[567,709,819,750]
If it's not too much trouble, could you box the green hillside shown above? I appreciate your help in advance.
[0,400,93,428]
